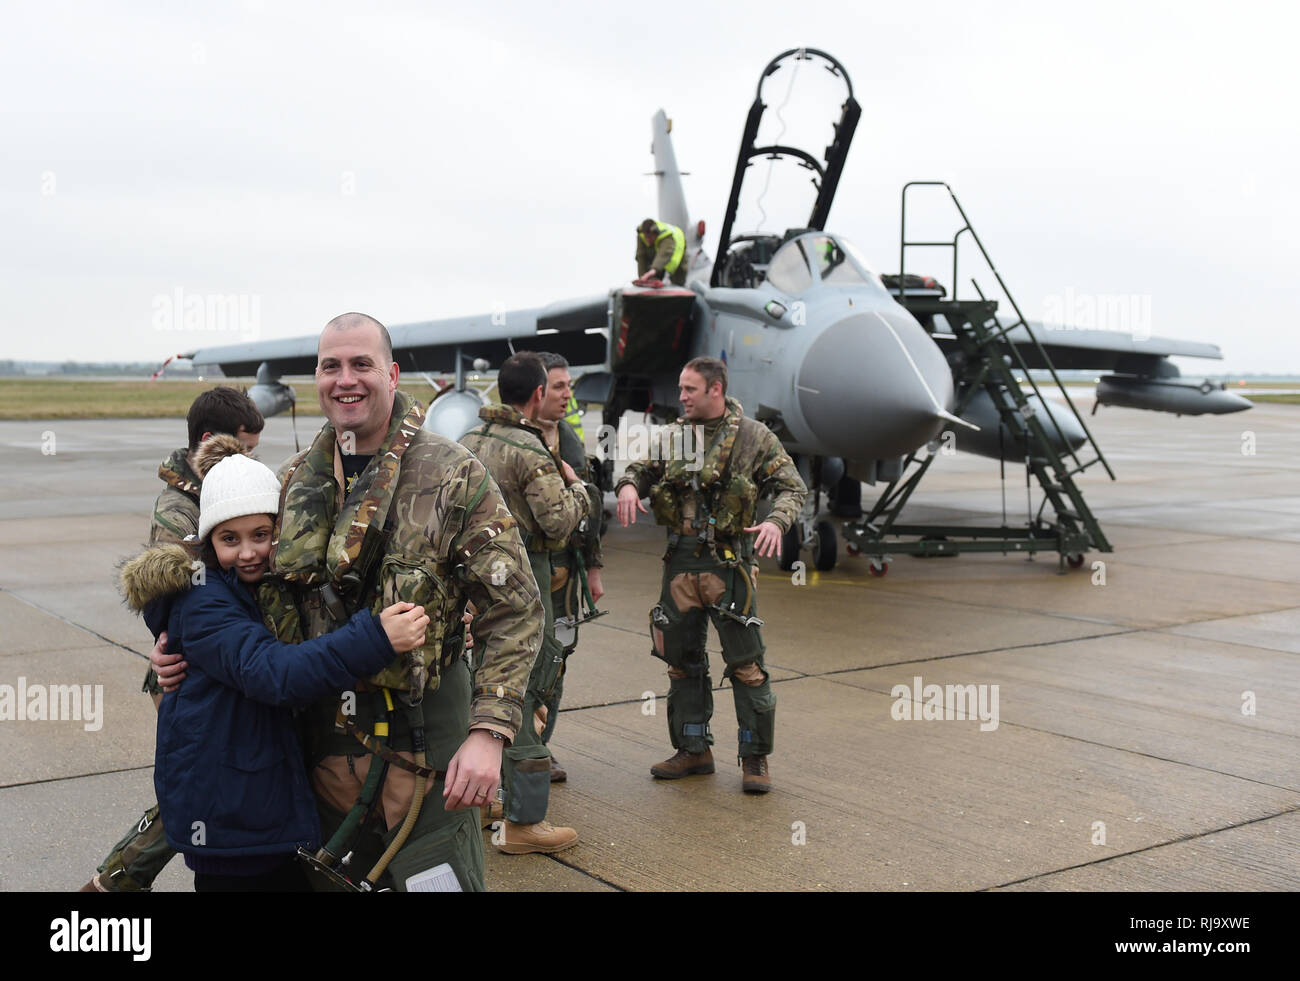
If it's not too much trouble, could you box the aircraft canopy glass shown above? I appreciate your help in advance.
[766,234,887,296]
[766,239,814,294]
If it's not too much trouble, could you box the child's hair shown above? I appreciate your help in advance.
[187,387,265,451]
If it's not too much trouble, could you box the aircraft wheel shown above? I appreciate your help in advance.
[813,520,837,572]
[1066,552,1086,569]
[869,559,889,577]
[778,523,802,571]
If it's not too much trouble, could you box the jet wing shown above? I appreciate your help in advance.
[932,318,1224,373]
[183,294,611,377]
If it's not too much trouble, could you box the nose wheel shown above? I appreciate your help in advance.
[778,518,839,572]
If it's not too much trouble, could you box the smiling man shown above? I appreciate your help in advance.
[269,312,543,890]
[616,356,806,794]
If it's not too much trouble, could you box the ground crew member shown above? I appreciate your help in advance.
[460,352,589,853]
[616,356,806,793]
[636,218,687,286]
[563,391,585,445]
[532,352,605,782]
[155,314,542,891]
[81,387,263,893]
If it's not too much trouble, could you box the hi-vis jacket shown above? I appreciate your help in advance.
[636,220,686,278]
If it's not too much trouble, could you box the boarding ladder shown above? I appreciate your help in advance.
[845,182,1114,571]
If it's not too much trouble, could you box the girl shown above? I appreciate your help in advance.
[121,435,426,892]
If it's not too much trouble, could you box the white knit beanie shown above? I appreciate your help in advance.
[196,442,282,541]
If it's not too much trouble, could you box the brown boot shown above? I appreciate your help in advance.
[740,755,772,793]
[650,747,715,779]
[496,820,579,855]
[479,799,504,828]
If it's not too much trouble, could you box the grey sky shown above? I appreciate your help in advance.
[4,0,1297,375]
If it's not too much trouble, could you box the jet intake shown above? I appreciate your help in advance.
[1095,375,1252,415]
[423,387,489,441]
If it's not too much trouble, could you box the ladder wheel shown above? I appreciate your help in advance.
[813,520,837,572]
[869,560,889,577]
[1066,552,1085,569]
[845,541,861,557]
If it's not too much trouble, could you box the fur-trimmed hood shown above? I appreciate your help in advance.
[192,432,250,479]
[120,543,196,612]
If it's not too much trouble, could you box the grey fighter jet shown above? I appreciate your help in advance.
[177,48,1248,574]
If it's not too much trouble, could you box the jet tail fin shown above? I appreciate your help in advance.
[651,110,706,269]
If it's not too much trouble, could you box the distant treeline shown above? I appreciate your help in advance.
[0,361,215,377]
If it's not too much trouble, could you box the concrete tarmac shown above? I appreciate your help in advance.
[1,401,1297,892]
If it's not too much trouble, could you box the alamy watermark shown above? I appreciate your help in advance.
[152,287,261,340]
[1041,288,1151,342]
[890,675,999,731]
[50,912,150,960]
[596,419,704,471]
[0,677,104,731]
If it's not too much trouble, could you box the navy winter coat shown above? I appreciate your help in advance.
[126,547,396,859]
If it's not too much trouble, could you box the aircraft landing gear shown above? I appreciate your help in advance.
[777,464,839,572]
[813,520,837,572]
[778,523,801,572]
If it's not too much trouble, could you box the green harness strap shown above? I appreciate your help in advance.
[473,423,555,460]
[316,689,392,867]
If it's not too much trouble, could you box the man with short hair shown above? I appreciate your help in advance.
[460,352,590,852]
[636,217,688,286]
[81,386,263,893]
[530,352,605,782]
[616,356,806,793]
[156,313,542,891]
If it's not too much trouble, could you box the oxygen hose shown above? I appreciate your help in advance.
[365,702,427,887]
[317,689,391,866]
[573,550,597,617]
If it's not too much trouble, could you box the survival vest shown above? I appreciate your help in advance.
[261,391,479,702]
[648,397,758,542]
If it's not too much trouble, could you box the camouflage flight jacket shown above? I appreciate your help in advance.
[460,404,590,553]
[617,396,807,537]
[149,448,202,545]
[269,390,540,741]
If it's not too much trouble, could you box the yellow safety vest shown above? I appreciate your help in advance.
[564,394,584,443]
[649,221,686,275]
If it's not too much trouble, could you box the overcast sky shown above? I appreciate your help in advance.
[4,0,1297,375]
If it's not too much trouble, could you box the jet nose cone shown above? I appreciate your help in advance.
[797,310,954,460]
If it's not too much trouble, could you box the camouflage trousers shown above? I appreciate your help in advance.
[309,658,486,892]
[90,668,177,892]
[539,549,585,746]
[649,542,775,758]
[95,803,175,891]
[497,548,562,824]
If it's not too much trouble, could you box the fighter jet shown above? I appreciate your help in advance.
[177,48,1249,574]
